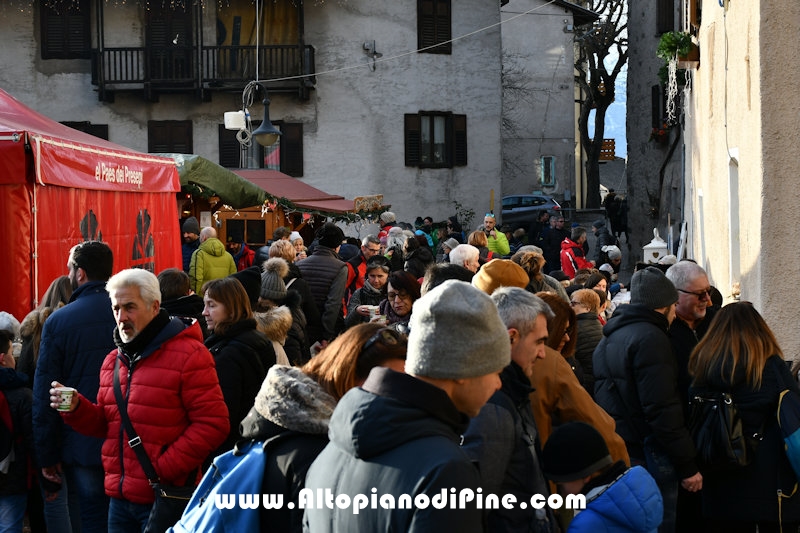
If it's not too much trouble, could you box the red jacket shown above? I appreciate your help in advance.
[560,237,594,278]
[235,244,256,271]
[63,320,229,504]
[345,254,367,298]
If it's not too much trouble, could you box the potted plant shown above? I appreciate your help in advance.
[657,31,698,124]
[657,31,693,63]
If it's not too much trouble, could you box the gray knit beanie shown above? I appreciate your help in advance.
[406,280,510,379]
[631,266,678,309]
[260,258,288,301]
[442,238,460,252]
[182,216,200,235]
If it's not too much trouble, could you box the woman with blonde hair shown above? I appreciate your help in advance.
[467,230,493,265]
[688,302,800,532]
[239,323,406,531]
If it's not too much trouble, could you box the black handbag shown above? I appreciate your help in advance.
[113,358,195,533]
[688,390,760,472]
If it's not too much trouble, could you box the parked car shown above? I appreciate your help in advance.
[501,194,561,229]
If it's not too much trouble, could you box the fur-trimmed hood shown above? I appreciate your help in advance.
[241,365,336,438]
[254,306,293,343]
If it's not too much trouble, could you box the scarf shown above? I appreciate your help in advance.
[113,309,171,362]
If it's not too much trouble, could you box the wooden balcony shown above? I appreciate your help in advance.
[91,44,315,102]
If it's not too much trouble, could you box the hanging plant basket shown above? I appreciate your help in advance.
[656,32,696,124]
[677,43,700,69]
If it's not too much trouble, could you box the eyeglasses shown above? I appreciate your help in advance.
[387,291,409,301]
[485,213,495,218]
[678,288,712,300]
[569,301,580,306]
[363,327,405,352]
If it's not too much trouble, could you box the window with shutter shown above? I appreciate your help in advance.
[418,0,452,54]
[540,156,556,186]
[61,122,109,140]
[218,122,303,175]
[148,121,193,154]
[40,0,91,60]
[404,112,467,169]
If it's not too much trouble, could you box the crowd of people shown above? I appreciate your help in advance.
[0,209,796,533]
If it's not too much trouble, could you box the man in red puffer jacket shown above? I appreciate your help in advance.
[52,269,229,531]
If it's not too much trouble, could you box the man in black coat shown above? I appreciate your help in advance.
[296,223,347,348]
[666,260,717,532]
[593,266,702,533]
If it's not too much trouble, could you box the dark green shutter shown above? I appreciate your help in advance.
[280,123,304,177]
[405,114,421,166]
[219,125,241,168]
[453,114,467,166]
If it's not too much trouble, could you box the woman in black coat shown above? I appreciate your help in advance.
[202,277,276,458]
[688,302,800,532]
[239,323,407,532]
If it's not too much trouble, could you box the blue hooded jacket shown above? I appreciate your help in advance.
[568,466,663,533]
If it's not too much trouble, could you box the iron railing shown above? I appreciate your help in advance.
[92,44,315,94]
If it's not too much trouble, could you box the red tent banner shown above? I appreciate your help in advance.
[32,133,178,192]
[0,88,182,321]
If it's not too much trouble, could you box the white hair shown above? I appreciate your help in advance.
[449,244,479,267]
[106,269,161,306]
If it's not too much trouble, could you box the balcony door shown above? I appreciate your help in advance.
[146,4,193,83]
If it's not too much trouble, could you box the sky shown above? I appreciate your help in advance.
[587,66,628,159]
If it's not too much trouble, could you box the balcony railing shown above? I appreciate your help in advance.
[92,44,315,100]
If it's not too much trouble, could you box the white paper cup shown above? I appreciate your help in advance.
[366,305,380,319]
[55,387,75,412]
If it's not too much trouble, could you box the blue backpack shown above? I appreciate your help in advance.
[778,388,800,479]
[168,439,272,533]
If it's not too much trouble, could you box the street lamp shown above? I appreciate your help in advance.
[252,90,282,147]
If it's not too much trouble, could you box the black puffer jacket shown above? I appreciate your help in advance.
[593,304,698,478]
[205,319,276,456]
[295,247,347,343]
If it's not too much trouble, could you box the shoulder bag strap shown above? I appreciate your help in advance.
[113,357,160,485]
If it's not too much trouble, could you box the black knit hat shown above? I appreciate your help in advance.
[316,223,345,249]
[229,266,261,306]
[631,266,678,309]
[542,422,613,482]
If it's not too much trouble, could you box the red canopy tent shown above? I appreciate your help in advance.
[0,88,182,321]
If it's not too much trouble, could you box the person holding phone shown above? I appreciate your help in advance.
[483,213,510,256]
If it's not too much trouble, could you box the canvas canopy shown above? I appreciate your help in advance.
[0,88,182,321]
[164,153,386,220]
